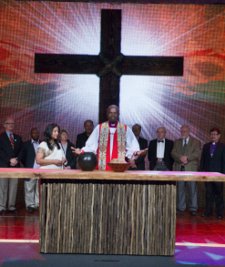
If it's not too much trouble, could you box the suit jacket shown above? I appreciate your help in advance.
[0,132,23,167]
[76,132,90,149]
[61,140,76,169]
[148,139,174,170]
[135,137,148,170]
[200,142,225,174]
[171,137,201,171]
[20,140,38,168]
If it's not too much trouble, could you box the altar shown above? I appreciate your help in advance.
[0,169,224,256]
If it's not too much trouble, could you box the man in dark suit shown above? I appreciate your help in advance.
[132,124,148,170]
[76,120,94,149]
[200,127,225,219]
[20,128,40,213]
[148,127,174,171]
[0,117,23,214]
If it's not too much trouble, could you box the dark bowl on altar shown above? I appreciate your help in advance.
[78,152,97,171]
[107,160,130,172]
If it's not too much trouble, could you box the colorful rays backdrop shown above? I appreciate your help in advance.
[0,1,225,143]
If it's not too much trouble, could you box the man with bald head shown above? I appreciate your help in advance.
[0,117,23,215]
[76,120,94,149]
[172,125,201,216]
[148,127,174,171]
[20,127,40,212]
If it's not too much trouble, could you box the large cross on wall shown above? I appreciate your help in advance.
[35,9,183,122]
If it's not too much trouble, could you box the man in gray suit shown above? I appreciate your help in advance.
[172,125,201,216]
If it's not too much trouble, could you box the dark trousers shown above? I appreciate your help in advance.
[153,160,169,171]
[205,182,224,216]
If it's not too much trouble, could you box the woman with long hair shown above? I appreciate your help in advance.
[36,123,66,169]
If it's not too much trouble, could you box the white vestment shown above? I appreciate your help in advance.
[82,124,140,159]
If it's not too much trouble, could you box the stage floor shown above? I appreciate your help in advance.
[0,210,225,266]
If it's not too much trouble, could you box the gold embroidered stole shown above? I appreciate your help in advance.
[98,122,127,170]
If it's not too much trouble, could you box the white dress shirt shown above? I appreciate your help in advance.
[32,139,40,169]
[156,139,165,159]
[182,136,190,146]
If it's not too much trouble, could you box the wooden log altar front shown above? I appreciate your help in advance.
[40,179,176,255]
[0,169,225,256]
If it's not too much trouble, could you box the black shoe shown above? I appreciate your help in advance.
[176,210,184,216]
[191,211,197,216]
[27,207,35,213]
[217,215,223,220]
[202,212,212,217]
[0,210,6,216]
[8,209,17,215]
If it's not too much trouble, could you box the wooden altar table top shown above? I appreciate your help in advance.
[0,168,224,182]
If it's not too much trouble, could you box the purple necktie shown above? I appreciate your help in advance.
[210,143,216,157]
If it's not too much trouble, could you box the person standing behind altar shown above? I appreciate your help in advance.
[36,123,66,169]
[73,105,140,170]
[0,117,23,215]
[132,124,148,170]
[60,129,76,169]
[172,125,201,216]
[200,128,225,219]
[148,127,174,171]
[20,127,40,213]
[76,120,94,149]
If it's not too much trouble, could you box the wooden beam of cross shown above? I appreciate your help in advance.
[35,9,183,123]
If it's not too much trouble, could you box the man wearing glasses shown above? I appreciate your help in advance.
[200,128,225,219]
[0,117,23,215]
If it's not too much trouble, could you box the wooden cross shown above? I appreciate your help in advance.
[35,9,183,122]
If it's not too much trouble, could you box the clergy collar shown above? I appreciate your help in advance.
[108,121,118,128]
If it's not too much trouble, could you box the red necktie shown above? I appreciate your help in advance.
[9,133,14,149]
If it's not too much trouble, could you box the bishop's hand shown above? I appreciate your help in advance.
[71,147,82,155]
[132,148,148,159]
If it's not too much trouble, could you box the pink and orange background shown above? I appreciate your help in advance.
[0,1,225,143]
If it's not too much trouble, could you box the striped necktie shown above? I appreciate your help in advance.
[9,133,14,149]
